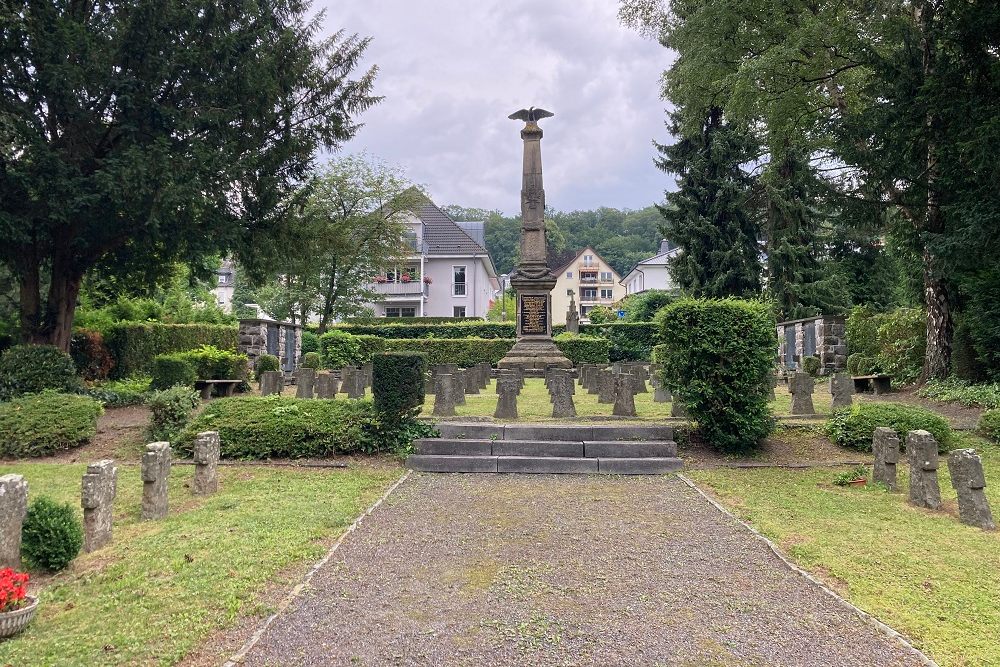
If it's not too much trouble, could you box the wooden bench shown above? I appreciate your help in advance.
[194,379,242,400]
[852,374,892,395]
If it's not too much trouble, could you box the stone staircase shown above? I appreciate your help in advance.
[407,422,683,475]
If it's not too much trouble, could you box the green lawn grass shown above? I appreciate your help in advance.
[688,436,1000,667]
[0,462,401,666]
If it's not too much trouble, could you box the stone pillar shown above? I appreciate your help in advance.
[316,373,339,399]
[830,372,853,410]
[495,373,519,420]
[464,367,481,395]
[612,372,638,417]
[81,460,117,552]
[597,369,614,404]
[193,431,220,495]
[565,292,580,334]
[948,449,995,530]
[141,442,171,520]
[906,430,942,510]
[872,427,901,491]
[0,474,28,568]
[432,373,457,417]
[260,371,283,396]
[295,368,315,399]
[788,372,816,415]
[768,374,776,401]
[453,369,467,405]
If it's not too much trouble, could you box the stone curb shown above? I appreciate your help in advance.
[221,469,413,666]
[676,473,939,667]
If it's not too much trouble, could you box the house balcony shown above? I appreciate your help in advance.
[578,276,615,285]
[371,282,429,298]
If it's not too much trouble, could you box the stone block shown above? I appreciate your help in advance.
[948,449,995,530]
[432,373,458,417]
[141,442,171,520]
[598,458,683,475]
[405,455,498,473]
[788,372,816,415]
[497,456,598,474]
[81,460,117,552]
[315,373,339,398]
[493,441,584,457]
[584,441,677,458]
[295,368,315,399]
[413,439,493,456]
[872,427,900,491]
[0,474,28,568]
[830,372,853,410]
[192,431,220,495]
[906,430,942,510]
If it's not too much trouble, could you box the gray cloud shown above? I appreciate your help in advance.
[324,0,674,214]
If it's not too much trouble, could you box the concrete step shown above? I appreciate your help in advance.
[432,422,674,442]
[405,455,684,475]
[413,438,677,458]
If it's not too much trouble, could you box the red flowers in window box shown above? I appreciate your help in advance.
[0,568,29,613]
[401,273,412,283]
[374,275,387,283]
[423,276,433,284]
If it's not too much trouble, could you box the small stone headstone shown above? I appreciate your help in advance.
[597,369,615,404]
[948,449,995,530]
[652,376,670,403]
[631,365,649,393]
[260,371,283,396]
[295,368,316,399]
[906,430,942,510]
[587,366,602,395]
[315,373,339,398]
[613,372,638,417]
[495,373,519,420]
[344,366,365,398]
[671,399,688,419]
[548,371,577,418]
[465,368,481,395]
[0,474,28,568]
[81,460,117,552]
[872,427,900,491]
[478,363,491,389]
[830,372,853,410]
[453,370,467,405]
[768,374,777,401]
[141,442,171,520]
[788,372,816,415]
[193,431,220,495]
[432,373,457,417]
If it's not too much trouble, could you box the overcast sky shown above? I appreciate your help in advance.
[324,0,675,215]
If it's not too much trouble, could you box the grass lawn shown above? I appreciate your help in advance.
[688,435,1000,667]
[0,462,402,666]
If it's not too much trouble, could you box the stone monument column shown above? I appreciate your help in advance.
[498,107,572,374]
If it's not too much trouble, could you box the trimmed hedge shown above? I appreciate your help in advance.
[0,392,103,457]
[579,322,659,362]
[337,316,484,324]
[979,409,1000,442]
[0,344,81,400]
[824,402,952,453]
[375,338,512,367]
[332,321,516,339]
[657,299,776,453]
[553,333,610,364]
[177,396,394,458]
[150,355,198,390]
[373,352,427,415]
[151,345,248,390]
[104,323,239,378]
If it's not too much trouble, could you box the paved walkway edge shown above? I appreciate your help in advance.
[222,469,413,666]
[677,473,939,667]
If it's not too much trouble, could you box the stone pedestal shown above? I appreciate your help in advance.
[193,431,221,495]
[141,442,171,520]
[82,460,117,552]
[0,474,28,568]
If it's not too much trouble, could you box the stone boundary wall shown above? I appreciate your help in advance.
[776,315,847,375]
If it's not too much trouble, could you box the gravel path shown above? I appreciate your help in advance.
[241,474,925,667]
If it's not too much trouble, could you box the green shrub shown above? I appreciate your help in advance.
[21,496,83,571]
[180,345,248,380]
[553,333,610,364]
[177,396,411,458]
[622,289,675,322]
[846,352,864,376]
[586,305,617,324]
[802,356,821,377]
[855,355,878,376]
[373,352,427,415]
[87,376,152,407]
[70,329,115,381]
[579,322,659,362]
[0,392,103,457]
[917,378,1000,409]
[254,354,280,380]
[331,321,516,339]
[656,298,776,453]
[104,323,239,378]
[650,343,668,364]
[0,344,80,400]
[150,354,198,390]
[319,330,364,367]
[978,409,1000,442]
[845,306,924,385]
[846,305,880,357]
[300,330,319,355]
[824,402,952,453]
[959,265,1000,381]
[147,386,200,441]
[300,352,321,369]
[377,337,512,366]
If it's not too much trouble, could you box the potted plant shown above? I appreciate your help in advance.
[833,465,869,487]
[423,276,433,284]
[401,273,412,283]
[0,567,37,637]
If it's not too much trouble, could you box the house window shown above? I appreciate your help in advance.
[566,271,573,279]
[453,306,466,317]
[452,266,467,296]
[403,229,419,252]
[600,288,613,299]
[385,307,416,318]
[583,254,594,266]
[580,271,597,283]
[600,271,612,282]
[581,288,597,300]
[218,274,229,285]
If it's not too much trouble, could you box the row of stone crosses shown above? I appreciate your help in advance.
[0,432,222,570]
[428,362,677,419]
[872,428,994,531]
[258,366,372,399]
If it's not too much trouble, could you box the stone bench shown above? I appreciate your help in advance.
[194,379,242,400]
[851,374,891,395]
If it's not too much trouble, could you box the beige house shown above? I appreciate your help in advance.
[549,247,624,325]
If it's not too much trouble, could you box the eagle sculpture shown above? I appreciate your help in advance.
[508,107,554,122]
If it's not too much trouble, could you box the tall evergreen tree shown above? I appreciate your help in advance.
[654,107,761,298]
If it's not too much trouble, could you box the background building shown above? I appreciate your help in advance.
[549,247,624,324]
[621,239,679,295]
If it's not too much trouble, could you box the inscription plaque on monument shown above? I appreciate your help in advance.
[520,295,548,335]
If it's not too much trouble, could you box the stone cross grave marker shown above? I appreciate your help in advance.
[830,372,853,410]
[432,373,457,417]
[495,372,520,420]
[788,372,816,415]
[141,442,171,520]
[613,371,638,417]
[548,370,577,418]
[453,369,467,406]
[0,474,28,568]
[948,449,995,530]
[296,368,316,399]
[260,370,283,396]
[906,430,942,510]
[597,368,615,404]
[82,460,117,552]
[315,373,339,398]
[193,431,220,495]
[872,427,900,491]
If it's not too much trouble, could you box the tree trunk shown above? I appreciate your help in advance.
[20,261,83,352]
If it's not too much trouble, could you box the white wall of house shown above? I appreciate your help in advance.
[623,263,673,295]
[422,256,495,318]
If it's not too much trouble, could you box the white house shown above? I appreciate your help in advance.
[621,239,680,295]
[549,247,624,324]
[367,202,500,318]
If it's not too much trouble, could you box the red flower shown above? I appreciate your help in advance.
[423,276,433,284]
[0,567,29,613]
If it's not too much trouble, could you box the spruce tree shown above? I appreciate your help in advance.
[654,107,762,299]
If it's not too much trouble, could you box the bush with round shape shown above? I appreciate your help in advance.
[586,305,617,324]
[824,402,952,453]
[150,354,198,390]
[21,496,83,571]
[622,289,674,322]
[373,352,427,416]
[656,298,776,453]
[300,330,320,355]
[300,352,321,369]
[147,386,201,441]
[978,409,1000,443]
[0,344,80,400]
[846,352,864,376]
[254,354,280,380]
[0,392,103,457]
[802,356,821,377]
